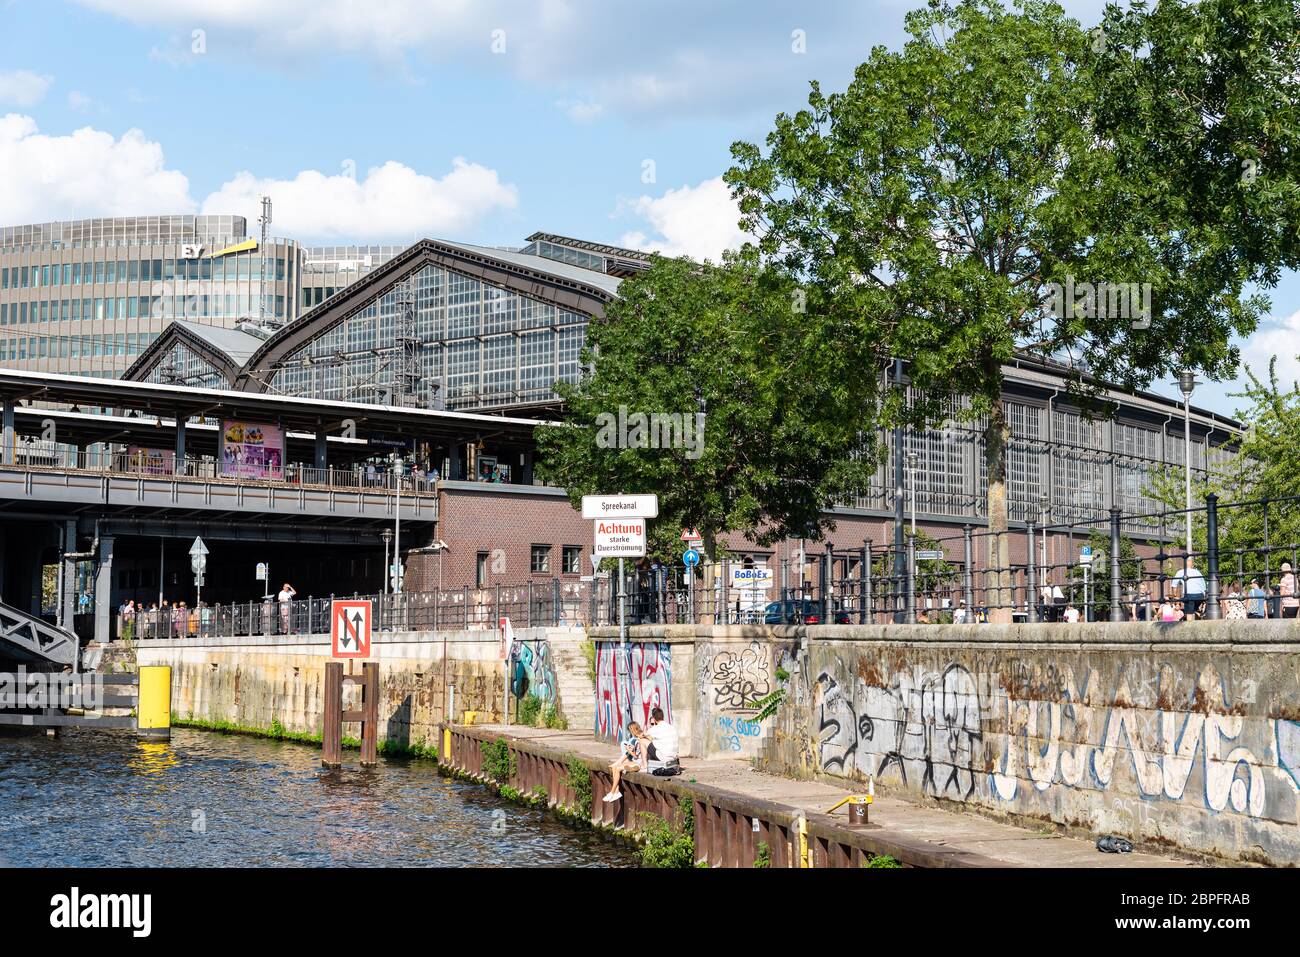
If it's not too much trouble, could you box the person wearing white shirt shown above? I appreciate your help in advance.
[645,707,679,767]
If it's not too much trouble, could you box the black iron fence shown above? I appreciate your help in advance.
[121,493,1300,637]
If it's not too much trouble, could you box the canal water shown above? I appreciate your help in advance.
[0,728,636,867]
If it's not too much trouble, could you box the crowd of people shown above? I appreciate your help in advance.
[117,581,302,639]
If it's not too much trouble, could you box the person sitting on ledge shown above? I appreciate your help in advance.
[602,722,647,803]
[645,707,679,770]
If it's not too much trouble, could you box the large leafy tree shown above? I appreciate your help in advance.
[725,0,1279,619]
[535,253,880,560]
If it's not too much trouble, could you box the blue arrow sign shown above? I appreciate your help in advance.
[683,548,700,567]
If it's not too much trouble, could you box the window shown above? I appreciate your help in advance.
[563,546,582,575]
[530,545,551,574]
[476,551,489,588]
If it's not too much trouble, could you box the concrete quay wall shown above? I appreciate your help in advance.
[590,621,1300,866]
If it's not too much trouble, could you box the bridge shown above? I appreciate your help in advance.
[0,367,546,660]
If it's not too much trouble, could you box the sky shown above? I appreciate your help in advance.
[0,0,1296,418]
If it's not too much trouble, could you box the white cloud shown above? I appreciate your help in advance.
[617,177,748,262]
[554,98,603,123]
[0,114,195,222]
[200,159,518,242]
[67,91,93,111]
[0,71,53,107]
[1238,308,1300,391]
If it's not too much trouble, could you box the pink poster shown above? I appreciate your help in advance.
[220,420,284,479]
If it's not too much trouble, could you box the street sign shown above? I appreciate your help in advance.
[1080,545,1094,565]
[190,537,209,557]
[190,536,209,573]
[498,616,514,660]
[581,494,659,520]
[255,562,268,581]
[916,549,945,561]
[681,528,702,542]
[594,518,646,558]
[330,599,372,659]
[683,548,700,567]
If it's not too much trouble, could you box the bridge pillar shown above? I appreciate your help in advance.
[175,415,186,471]
[61,520,76,630]
[94,534,115,644]
[1,397,13,466]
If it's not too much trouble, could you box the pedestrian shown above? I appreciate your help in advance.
[1223,581,1247,620]
[1159,598,1181,622]
[278,582,297,634]
[1247,578,1268,619]
[1281,562,1299,619]
[119,599,136,641]
[1063,602,1080,623]
[601,721,648,803]
[953,599,970,624]
[1173,559,1206,620]
[1132,582,1152,622]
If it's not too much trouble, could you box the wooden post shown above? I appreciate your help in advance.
[322,661,343,768]
[361,661,378,766]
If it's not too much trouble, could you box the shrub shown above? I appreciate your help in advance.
[563,753,592,819]
[543,704,568,730]
[581,638,597,685]
[481,737,516,785]
[638,814,696,868]
[864,854,902,868]
[753,842,771,868]
[517,694,543,727]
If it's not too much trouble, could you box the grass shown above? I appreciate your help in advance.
[170,714,439,760]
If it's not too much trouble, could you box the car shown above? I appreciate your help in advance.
[763,599,852,625]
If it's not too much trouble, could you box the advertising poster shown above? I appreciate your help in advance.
[220,420,284,479]
[126,446,175,475]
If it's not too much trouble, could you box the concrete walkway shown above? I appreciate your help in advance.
[484,725,1204,868]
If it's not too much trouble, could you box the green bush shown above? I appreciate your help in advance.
[563,753,592,819]
[517,694,543,727]
[481,737,516,785]
[638,815,696,868]
[543,704,568,730]
[582,638,597,685]
[753,842,771,868]
[864,854,902,868]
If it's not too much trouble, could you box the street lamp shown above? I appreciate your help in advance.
[1178,371,1196,566]
[381,528,393,596]
[906,451,919,536]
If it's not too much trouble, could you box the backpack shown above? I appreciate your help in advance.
[652,764,682,777]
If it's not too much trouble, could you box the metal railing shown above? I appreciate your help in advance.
[5,445,438,496]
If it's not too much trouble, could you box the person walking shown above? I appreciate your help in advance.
[1280,562,1299,620]
[278,582,297,634]
[1247,578,1268,619]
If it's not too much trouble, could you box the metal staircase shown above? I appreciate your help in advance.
[0,602,77,666]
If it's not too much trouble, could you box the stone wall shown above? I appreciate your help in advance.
[133,627,592,749]
[597,622,1300,866]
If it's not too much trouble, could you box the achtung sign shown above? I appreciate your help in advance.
[594,518,646,558]
[331,599,372,659]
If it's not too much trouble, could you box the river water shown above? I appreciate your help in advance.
[0,728,635,867]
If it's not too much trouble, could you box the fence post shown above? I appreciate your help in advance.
[860,540,870,624]
[1026,522,1038,623]
[963,524,974,612]
[552,578,562,625]
[905,534,916,624]
[1109,506,1124,622]
[822,544,832,623]
[1205,493,1221,620]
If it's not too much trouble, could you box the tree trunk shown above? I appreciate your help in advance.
[984,394,1013,623]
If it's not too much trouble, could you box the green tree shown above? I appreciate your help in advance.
[535,252,881,560]
[725,0,1275,619]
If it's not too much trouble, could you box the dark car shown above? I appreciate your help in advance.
[763,599,852,625]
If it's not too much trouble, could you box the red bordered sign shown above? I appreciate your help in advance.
[331,600,372,658]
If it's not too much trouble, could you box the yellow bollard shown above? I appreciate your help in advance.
[443,727,451,764]
[137,665,172,741]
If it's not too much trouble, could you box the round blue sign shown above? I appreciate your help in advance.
[683,548,700,567]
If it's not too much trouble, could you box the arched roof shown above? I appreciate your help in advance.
[234,237,621,392]
[123,319,265,387]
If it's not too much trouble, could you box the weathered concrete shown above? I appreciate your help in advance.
[591,621,1300,867]
[131,627,590,749]
[458,724,1193,868]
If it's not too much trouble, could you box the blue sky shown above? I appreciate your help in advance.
[1,0,1296,417]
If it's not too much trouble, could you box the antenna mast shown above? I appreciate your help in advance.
[257,195,272,323]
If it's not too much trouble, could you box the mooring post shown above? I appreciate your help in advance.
[1109,506,1124,622]
[360,661,378,766]
[1205,493,1221,620]
[137,665,171,741]
[1026,522,1038,623]
[322,661,342,768]
[861,539,871,624]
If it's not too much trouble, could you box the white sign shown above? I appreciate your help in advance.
[180,243,204,259]
[255,562,268,581]
[594,518,646,557]
[730,567,774,590]
[582,494,659,520]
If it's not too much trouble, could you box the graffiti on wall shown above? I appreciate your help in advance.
[709,641,772,714]
[805,656,1287,824]
[595,641,671,740]
[516,640,557,703]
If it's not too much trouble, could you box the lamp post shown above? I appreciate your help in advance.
[906,451,919,611]
[381,528,393,596]
[1179,371,1196,567]
[906,452,919,536]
